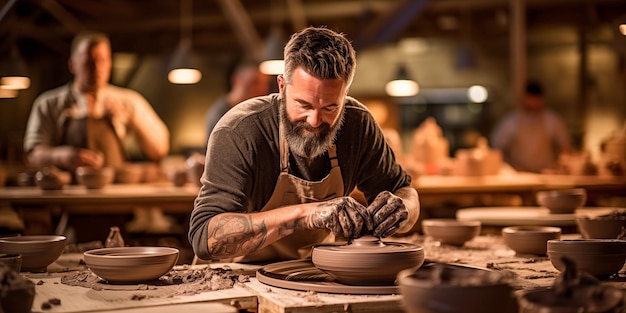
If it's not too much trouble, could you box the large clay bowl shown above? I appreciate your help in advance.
[422,219,481,246]
[312,236,424,285]
[576,210,626,239]
[502,226,561,255]
[397,263,518,313]
[76,166,114,189]
[547,239,626,279]
[83,246,179,283]
[536,188,587,214]
[0,235,67,272]
[35,167,71,190]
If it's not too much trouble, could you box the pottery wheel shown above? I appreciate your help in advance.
[256,259,399,294]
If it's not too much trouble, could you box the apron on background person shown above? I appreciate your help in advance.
[235,129,344,263]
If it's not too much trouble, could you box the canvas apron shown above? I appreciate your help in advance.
[63,116,126,169]
[235,131,344,263]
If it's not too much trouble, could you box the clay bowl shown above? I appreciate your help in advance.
[83,246,179,283]
[76,166,114,189]
[0,235,67,272]
[35,167,71,190]
[0,254,22,272]
[519,285,624,313]
[422,219,481,246]
[114,163,144,184]
[397,263,518,313]
[536,188,587,214]
[547,239,626,279]
[576,210,626,239]
[311,236,424,285]
[502,226,562,255]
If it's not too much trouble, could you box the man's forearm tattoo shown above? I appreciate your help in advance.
[207,215,267,258]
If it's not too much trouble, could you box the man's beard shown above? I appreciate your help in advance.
[279,93,344,159]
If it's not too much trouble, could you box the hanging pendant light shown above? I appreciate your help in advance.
[168,0,201,84]
[259,26,285,75]
[0,46,31,90]
[385,63,418,97]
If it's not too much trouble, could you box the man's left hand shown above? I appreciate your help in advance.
[366,191,408,238]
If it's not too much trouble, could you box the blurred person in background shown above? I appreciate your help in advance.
[23,31,169,171]
[204,59,270,148]
[490,81,571,173]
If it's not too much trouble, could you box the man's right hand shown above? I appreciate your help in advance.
[51,147,104,169]
[307,197,373,239]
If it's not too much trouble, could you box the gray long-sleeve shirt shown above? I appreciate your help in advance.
[188,93,411,260]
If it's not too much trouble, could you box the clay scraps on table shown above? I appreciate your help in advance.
[60,265,250,296]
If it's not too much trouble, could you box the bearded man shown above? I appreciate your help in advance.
[189,27,419,263]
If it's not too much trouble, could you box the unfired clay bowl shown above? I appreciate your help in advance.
[397,263,518,313]
[0,235,66,272]
[35,167,71,190]
[114,164,144,184]
[536,188,587,214]
[576,210,626,239]
[312,236,424,285]
[422,219,481,246]
[84,246,179,283]
[76,166,114,189]
[502,226,561,255]
[547,239,626,279]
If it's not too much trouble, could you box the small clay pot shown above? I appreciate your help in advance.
[76,166,114,189]
[422,219,481,246]
[312,236,424,285]
[536,188,587,214]
[502,226,561,255]
[547,239,626,279]
[35,167,71,190]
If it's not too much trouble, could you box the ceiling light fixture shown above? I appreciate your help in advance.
[0,46,31,90]
[259,26,285,75]
[385,63,419,97]
[168,0,202,84]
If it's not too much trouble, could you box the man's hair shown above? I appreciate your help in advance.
[70,31,110,59]
[283,26,356,86]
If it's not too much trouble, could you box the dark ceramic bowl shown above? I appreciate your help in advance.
[397,263,518,313]
[536,188,587,214]
[502,226,561,255]
[547,239,626,279]
[312,236,424,285]
[422,219,481,246]
[84,246,179,283]
[0,235,66,272]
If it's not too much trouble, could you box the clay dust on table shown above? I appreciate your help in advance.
[60,265,250,298]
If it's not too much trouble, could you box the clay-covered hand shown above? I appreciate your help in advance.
[308,197,373,239]
[367,191,408,238]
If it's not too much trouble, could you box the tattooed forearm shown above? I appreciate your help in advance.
[207,214,267,258]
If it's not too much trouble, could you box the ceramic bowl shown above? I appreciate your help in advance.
[397,263,518,313]
[312,236,424,285]
[422,219,481,246]
[0,254,22,272]
[547,239,626,279]
[0,235,67,272]
[576,210,626,239]
[114,163,144,184]
[536,188,587,214]
[519,285,624,313]
[76,166,114,189]
[84,246,179,283]
[35,167,71,190]
[502,226,561,255]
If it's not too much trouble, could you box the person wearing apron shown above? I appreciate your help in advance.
[189,27,420,264]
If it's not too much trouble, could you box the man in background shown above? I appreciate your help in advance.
[491,81,571,173]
